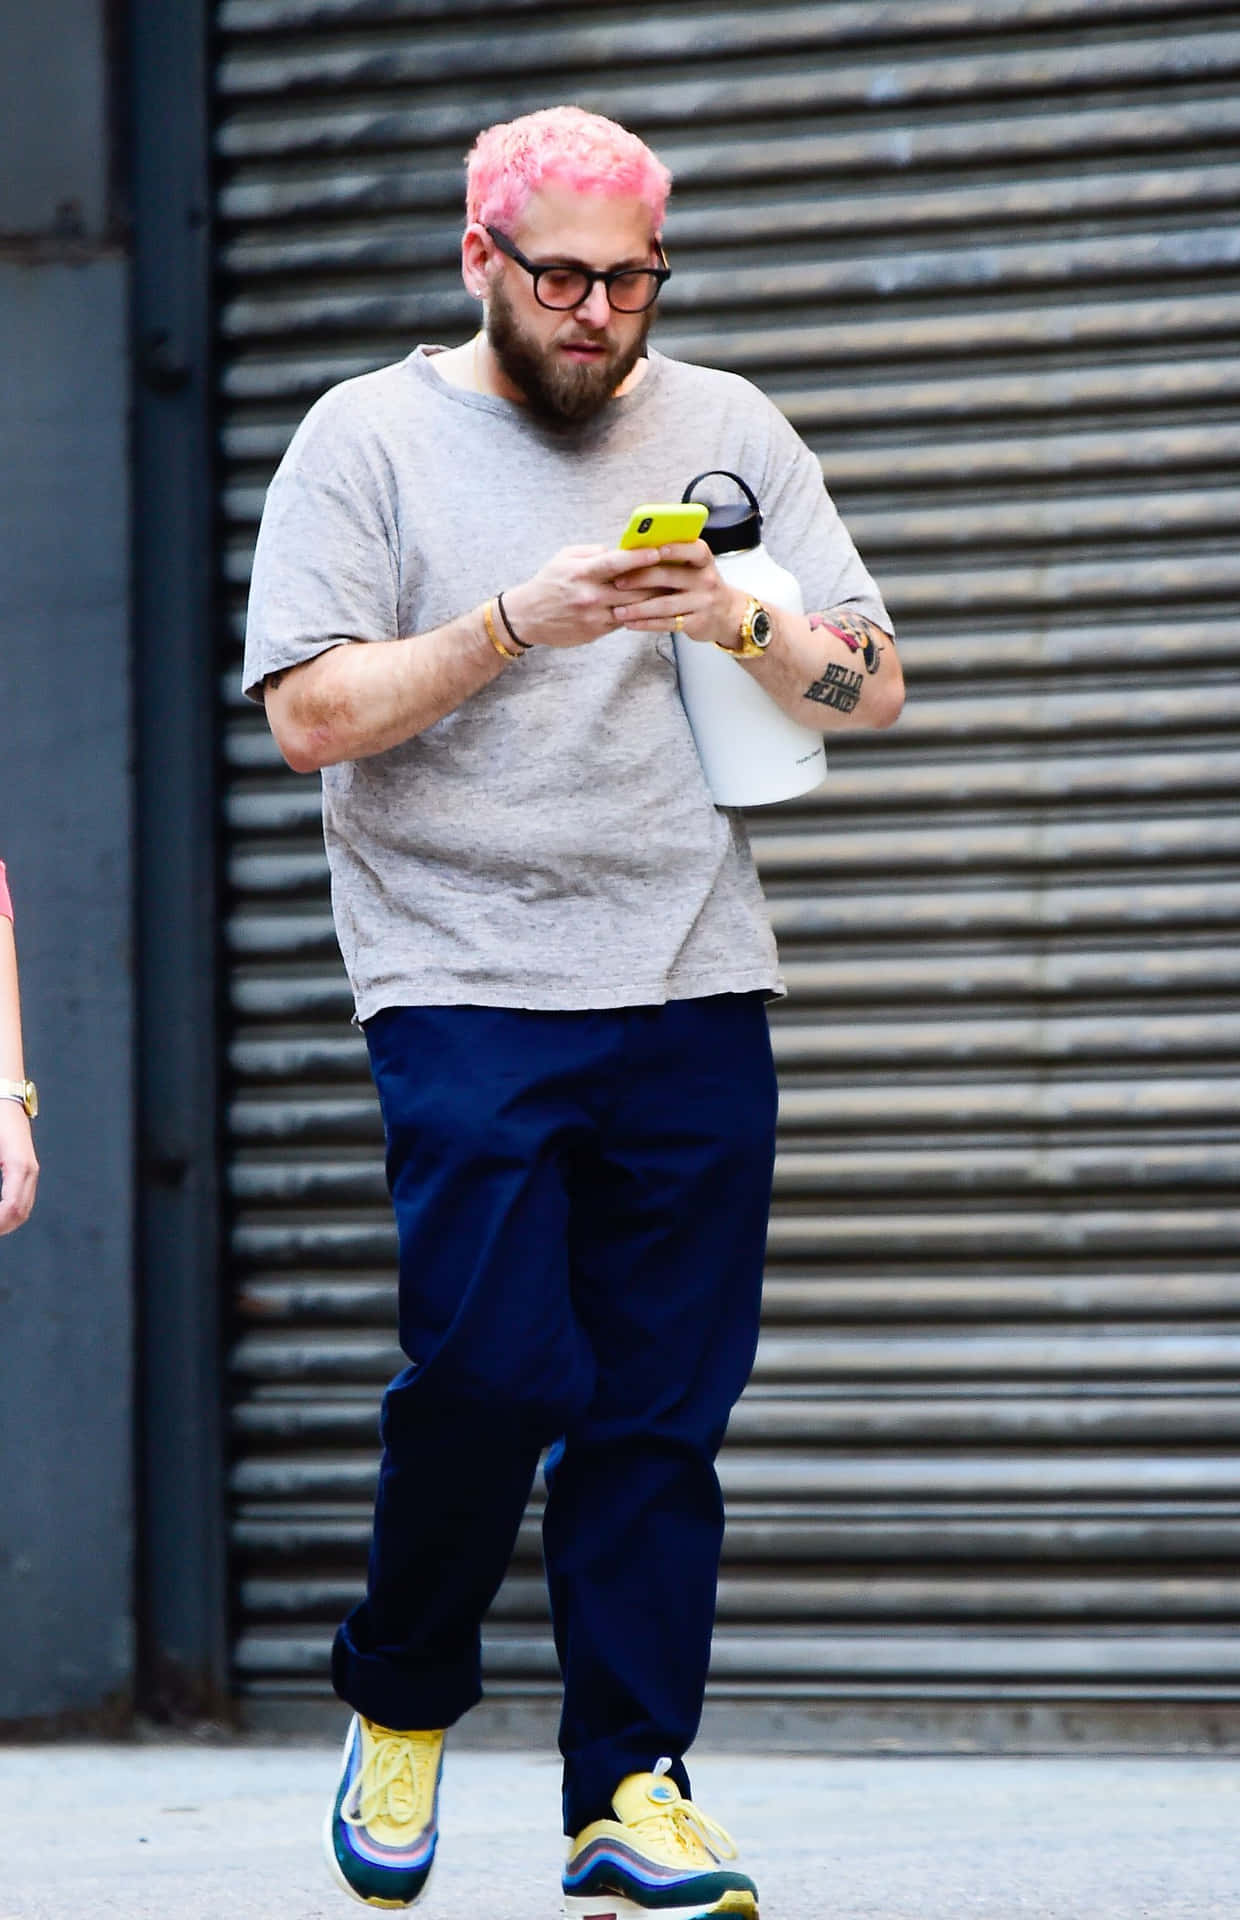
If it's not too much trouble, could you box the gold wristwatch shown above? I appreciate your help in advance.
[716,596,773,659]
[0,1079,38,1118]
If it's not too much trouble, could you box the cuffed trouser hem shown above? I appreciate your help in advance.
[562,1731,693,1837]
[331,1615,483,1733]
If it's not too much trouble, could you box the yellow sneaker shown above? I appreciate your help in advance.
[562,1757,759,1919]
[323,1714,443,1908]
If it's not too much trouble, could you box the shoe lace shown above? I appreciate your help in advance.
[628,1758,740,1863]
[343,1725,438,1831]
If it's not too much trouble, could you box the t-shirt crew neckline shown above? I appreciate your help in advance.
[412,341,668,426]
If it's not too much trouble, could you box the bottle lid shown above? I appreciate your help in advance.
[682,469,763,555]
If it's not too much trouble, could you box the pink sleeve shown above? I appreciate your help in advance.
[0,862,11,921]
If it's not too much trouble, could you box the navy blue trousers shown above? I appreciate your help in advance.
[330,994,777,1834]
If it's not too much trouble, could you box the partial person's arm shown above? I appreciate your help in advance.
[0,888,38,1236]
[264,606,506,772]
[263,544,658,773]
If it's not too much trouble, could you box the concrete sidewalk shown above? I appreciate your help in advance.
[0,1739,1236,1919]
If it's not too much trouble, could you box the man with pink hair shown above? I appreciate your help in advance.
[246,103,902,1918]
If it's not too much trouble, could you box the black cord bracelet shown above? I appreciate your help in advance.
[496,592,531,651]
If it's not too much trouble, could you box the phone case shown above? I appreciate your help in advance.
[618,502,710,549]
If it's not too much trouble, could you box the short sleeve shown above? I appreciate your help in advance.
[758,404,893,635]
[242,430,401,703]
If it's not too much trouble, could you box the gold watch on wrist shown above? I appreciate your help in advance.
[0,1079,38,1118]
[715,595,774,659]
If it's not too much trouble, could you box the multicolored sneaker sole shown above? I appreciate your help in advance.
[563,1887,758,1920]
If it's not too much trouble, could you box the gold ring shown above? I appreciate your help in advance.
[673,613,685,632]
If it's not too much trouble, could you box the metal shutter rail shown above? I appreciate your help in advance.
[216,1,1240,1724]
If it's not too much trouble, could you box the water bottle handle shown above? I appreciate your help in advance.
[681,470,761,515]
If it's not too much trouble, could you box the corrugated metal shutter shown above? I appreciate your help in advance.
[217,0,1240,1727]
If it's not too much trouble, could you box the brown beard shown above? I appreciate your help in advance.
[485,276,653,427]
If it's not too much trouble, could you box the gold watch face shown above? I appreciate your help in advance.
[748,605,773,649]
[23,1080,38,1119]
[735,599,772,654]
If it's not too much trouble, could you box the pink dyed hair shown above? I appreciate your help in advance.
[465,106,672,235]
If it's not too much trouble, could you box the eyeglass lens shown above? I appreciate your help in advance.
[535,267,662,312]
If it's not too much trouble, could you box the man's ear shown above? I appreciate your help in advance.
[461,224,494,299]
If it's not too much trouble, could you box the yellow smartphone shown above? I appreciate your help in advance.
[617,501,709,549]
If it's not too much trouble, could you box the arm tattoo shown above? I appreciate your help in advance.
[808,608,886,674]
[803,660,863,713]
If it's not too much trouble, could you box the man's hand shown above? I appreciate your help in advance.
[500,544,670,649]
[612,540,743,649]
[0,1101,37,1235]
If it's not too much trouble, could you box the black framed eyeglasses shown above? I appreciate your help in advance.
[484,225,671,313]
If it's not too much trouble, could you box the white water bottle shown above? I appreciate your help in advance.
[673,470,827,807]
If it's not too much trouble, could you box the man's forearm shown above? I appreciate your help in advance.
[265,603,508,772]
[732,600,904,732]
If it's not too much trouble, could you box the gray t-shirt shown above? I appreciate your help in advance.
[243,346,890,1019]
